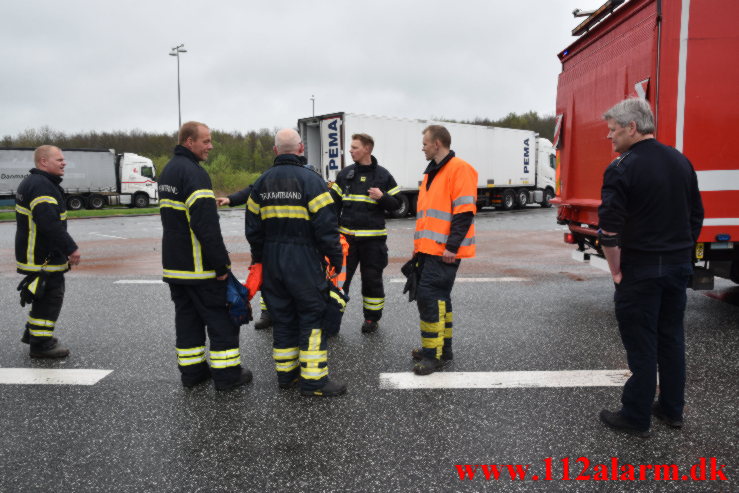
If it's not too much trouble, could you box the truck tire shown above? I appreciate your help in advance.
[516,189,528,208]
[541,188,554,208]
[502,189,516,210]
[87,194,106,210]
[133,193,150,208]
[390,193,410,218]
[67,195,84,211]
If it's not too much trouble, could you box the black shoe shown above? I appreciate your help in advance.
[652,403,684,428]
[361,320,378,333]
[412,348,453,361]
[21,328,29,344]
[599,409,651,438]
[278,377,299,390]
[254,311,272,331]
[214,368,253,391]
[182,370,212,388]
[30,341,70,359]
[413,357,449,376]
[300,379,347,397]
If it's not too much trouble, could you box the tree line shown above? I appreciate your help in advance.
[1,111,555,195]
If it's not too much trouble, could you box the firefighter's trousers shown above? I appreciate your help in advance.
[262,242,330,391]
[169,281,242,386]
[343,236,388,322]
[416,254,459,360]
[25,273,65,349]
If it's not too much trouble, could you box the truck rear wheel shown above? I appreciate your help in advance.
[133,193,150,208]
[516,189,528,208]
[67,195,84,211]
[87,194,105,210]
[502,189,516,210]
[390,193,410,218]
[541,188,554,208]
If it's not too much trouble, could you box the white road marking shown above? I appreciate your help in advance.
[389,277,528,283]
[0,368,112,386]
[89,232,126,239]
[114,280,164,284]
[379,370,630,390]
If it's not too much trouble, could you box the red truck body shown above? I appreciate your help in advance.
[554,0,739,286]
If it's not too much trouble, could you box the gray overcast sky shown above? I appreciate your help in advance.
[0,0,602,136]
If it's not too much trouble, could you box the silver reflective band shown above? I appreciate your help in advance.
[417,208,453,221]
[452,196,475,207]
[414,230,476,246]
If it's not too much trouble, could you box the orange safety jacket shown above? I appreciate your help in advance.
[327,234,349,289]
[414,156,478,258]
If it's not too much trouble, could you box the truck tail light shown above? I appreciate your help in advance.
[564,232,576,244]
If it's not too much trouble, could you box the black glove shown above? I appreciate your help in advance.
[17,273,47,307]
[401,255,420,302]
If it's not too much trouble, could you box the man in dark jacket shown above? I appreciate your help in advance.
[15,145,81,358]
[329,133,401,333]
[597,98,704,437]
[159,121,251,391]
[246,128,346,397]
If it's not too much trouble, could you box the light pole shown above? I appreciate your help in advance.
[169,44,187,128]
[311,94,315,117]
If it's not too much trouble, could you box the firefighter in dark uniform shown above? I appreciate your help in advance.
[598,99,703,437]
[245,128,346,397]
[159,121,252,391]
[328,133,401,333]
[217,186,272,331]
[411,125,478,375]
[15,145,81,358]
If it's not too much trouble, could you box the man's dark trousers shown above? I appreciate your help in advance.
[343,236,388,322]
[614,262,693,429]
[26,273,65,349]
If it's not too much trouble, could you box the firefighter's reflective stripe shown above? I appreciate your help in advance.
[444,310,453,341]
[307,192,333,213]
[259,295,267,311]
[343,194,377,204]
[338,226,388,237]
[330,182,343,198]
[300,329,328,380]
[420,300,446,359]
[160,198,213,279]
[30,196,58,210]
[363,296,384,311]
[261,205,310,220]
[387,186,401,196]
[27,316,55,337]
[274,347,299,372]
[162,269,216,280]
[176,346,206,366]
[415,156,477,258]
[330,290,347,310]
[185,189,216,208]
[16,261,68,272]
[210,348,241,369]
[247,196,260,215]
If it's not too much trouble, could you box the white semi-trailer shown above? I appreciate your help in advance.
[0,148,157,209]
[297,112,556,217]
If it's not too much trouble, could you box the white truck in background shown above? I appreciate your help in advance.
[297,112,557,217]
[0,148,157,209]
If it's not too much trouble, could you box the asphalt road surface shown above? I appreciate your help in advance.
[0,207,736,492]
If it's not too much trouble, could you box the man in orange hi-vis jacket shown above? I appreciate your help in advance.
[411,125,478,375]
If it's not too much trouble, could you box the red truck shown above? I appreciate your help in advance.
[553,0,739,288]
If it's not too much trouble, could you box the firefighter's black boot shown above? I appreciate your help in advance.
[254,311,272,331]
[214,367,253,391]
[30,340,70,359]
[300,378,347,397]
[412,348,453,361]
[361,320,378,334]
[413,357,448,376]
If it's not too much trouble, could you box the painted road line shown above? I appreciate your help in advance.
[389,277,528,283]
[114,280,164,284]
[379,370,630,390]
[0,369,112,385]
[89,232,127,239]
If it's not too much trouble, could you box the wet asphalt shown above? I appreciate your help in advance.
[0,208,736,492]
